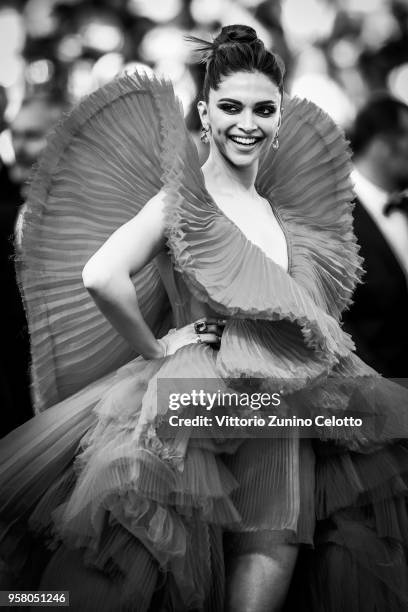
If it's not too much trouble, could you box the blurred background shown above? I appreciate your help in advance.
[1,0,408,147]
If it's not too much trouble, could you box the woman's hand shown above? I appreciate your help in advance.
[157,318,226,357]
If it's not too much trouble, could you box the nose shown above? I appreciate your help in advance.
[237,109,257,133]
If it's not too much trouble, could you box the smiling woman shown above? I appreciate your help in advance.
[194,24,283,171]
[1,23,408,612]
[198,71,281,164]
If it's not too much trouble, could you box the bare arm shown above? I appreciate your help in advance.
[82,191,167,359]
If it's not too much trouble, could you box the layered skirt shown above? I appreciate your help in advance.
[1,342,408,611]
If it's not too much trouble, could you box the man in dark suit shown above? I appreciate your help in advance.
[343,95,408,378]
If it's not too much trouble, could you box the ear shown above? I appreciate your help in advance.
[197,100,209,127]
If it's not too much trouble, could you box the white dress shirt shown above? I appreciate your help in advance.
[351,169,408,280]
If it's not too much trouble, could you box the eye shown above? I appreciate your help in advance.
[218,103,241,114]
[255,105,277,117]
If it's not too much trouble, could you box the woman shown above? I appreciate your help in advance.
[1,25,408,611]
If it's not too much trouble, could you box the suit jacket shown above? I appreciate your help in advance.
[342,198,408,377]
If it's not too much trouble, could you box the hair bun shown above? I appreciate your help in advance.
[215,25,258,47]
[185,24,285,103]
[185,25,261,65]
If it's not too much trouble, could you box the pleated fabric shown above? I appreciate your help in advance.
[1,73,408,610]
[16,76,176,412]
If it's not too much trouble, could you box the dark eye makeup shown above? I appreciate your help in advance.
[218,102,240,114]
[217,99,277,117]
[254,104,277,116]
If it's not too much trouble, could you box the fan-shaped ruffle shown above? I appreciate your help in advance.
[257,95,363,320]
[16,74,183,412]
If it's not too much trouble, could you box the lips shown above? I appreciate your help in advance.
[228,135,263,147]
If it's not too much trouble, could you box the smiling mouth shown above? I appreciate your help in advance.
[228,135,263,146]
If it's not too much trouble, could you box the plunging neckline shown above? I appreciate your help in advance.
[201,183,293,276]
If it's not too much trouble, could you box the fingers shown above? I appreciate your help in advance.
[197,332,221,345]
[202,323,224,335]
[203,318,227,327]
[191,318,226,347]
[160,319,226,357]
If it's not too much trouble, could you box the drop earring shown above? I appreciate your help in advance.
[272,133,279,150]
[200,125,210,144]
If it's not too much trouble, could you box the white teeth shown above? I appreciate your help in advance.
[230,136,258,145]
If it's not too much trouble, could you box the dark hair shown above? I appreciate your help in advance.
[188,25,285,102]
[351,94,408,156]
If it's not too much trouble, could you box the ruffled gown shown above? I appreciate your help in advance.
[1,74,408,611]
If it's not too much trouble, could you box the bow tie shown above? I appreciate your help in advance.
[383,191,408,216]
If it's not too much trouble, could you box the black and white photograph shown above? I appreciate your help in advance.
[0,1,408,610]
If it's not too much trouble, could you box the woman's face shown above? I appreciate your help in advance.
[198,70,282,168]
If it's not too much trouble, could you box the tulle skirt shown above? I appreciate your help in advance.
[1,343,408,611]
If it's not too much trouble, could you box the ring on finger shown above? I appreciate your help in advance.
[194,319,208,334]
[195,335,203,344]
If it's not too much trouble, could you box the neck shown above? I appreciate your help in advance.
[201,145,258,196]
[355,158,393,193]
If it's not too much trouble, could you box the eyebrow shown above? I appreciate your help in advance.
[217,98,277,105]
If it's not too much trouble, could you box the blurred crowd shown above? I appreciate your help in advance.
[1,0,408,435]
[0,0,408,173]
[0,0,408,134]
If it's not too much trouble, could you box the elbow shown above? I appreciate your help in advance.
[82,260,111,294]
[82,259,130,296]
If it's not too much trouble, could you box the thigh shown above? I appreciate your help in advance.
[225,545,299,612]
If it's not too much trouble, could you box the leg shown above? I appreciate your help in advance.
[225,545,298,612]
